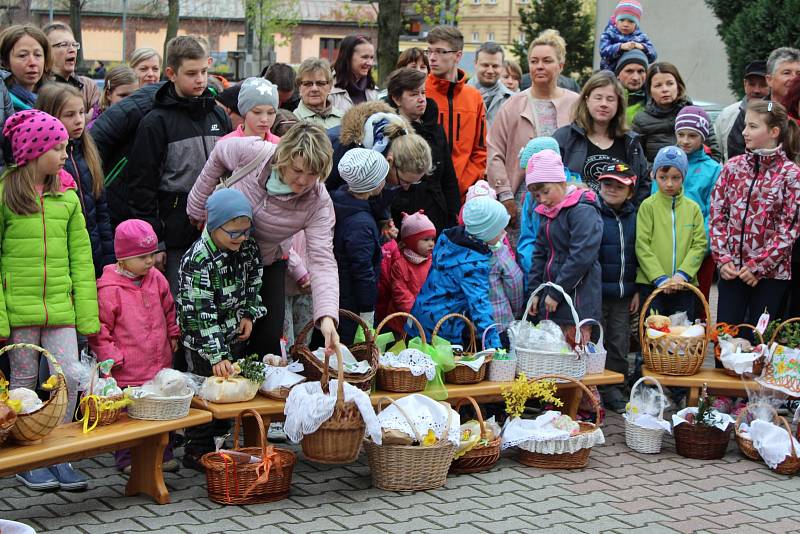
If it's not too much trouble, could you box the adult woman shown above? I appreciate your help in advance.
[329,35,378,113]
[43,23,99,119]
[553,71,649,204]
[487,29,580,228]
[0,24,51,111]
[187,122,340,355]
[385,67,460,234]
[129,47,161,86]
[294,58,344,129]
[396,47,429,73]
[501,59,522,92]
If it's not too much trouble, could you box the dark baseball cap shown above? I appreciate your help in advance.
[745,60,767,78]
[216,85,241,115]
[598,162,637,187]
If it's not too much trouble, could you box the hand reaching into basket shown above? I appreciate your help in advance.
[529,296,539,316]
[212,360,235,378]
[527,294,558,315]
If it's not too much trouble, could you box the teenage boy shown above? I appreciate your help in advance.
[127,35,231,294]
[425,25,487,197]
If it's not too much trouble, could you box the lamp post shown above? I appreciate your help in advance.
[122,0,128,61]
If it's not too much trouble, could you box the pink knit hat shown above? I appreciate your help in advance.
[115,219,158,261]
[465,179,497,202]
[2,110,68,167]
[400,210,436,249]
[525,149,566,185]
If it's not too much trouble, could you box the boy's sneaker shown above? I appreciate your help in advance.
[16,468,59,491]
[162,459,180,472]
[49,463,88,491]
[268,423,287,442]
[182,452,205,473]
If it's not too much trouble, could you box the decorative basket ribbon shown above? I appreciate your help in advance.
[76,394,132,433]
[243,446,282,498]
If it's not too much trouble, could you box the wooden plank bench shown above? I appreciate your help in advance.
[0,409,212,504]
[643,367,759,406]
[192,370,625,445]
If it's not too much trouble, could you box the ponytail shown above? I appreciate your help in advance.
[747,100,800,163]
[784,119,800,163]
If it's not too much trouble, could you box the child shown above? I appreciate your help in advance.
[411,196,510,349]
[596,164,639,412]
[36,83,115,277]
[332,148,390,344]
[527,149,603,345]
[126,35,231,294]
[221,77,281,143]
[599,0,657,73]
[653,106,721,314]
[636,146,707,319]
[382,211,436,334]
[178,188,266,470]
[90,219,180,473]
[710,100,800,329]
[0,110,99,491]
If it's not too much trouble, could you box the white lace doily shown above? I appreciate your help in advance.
[379,349,436,380]
[454,353,487,371]
[516,427,605,454]
[376,394,460,446]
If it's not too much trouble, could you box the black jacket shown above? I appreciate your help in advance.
[632,99,722,163]
[126,83,231,249]
[91,82,164,227]
[598,196,638,299]
[727,107,747,160]
[553,123,651,206]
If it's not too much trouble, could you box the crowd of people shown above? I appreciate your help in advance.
[0,0,799,492]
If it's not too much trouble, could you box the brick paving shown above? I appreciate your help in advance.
[2,409,800,533]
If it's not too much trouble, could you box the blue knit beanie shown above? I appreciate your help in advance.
[519,137,560,170]
[463,196,510,243]
[206,188,253,231]
[653,146,688,178]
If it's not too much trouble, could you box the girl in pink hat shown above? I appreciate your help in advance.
[0,109,98,491]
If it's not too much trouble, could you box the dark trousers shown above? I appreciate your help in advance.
[601,296,632,378]
[248,260,287,357]
[184,350,233,457]
[696,256,716,322]
[643,286,697,322]
[167,247,190,372]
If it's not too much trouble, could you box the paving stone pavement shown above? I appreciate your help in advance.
[1,410,800,533]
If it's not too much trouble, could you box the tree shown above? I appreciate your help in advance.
[378,0,402,84]
[705,0,800,97]
[245,0,300,66]
[164,0,179,65]
[512,0,594,82]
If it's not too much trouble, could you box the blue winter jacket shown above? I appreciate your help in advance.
[65,138,115,277]
[409,226,502,348]
[598,20,657,72]
[598,196,638,300]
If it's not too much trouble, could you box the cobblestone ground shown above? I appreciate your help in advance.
[2,410,800,534]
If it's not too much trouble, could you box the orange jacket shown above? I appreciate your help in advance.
[426,70,487,197]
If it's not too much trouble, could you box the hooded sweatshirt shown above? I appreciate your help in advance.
[90,264,180,387]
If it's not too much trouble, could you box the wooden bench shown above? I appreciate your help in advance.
[192,370,625,445]
[0,409,212,504]
[643,367,759,406]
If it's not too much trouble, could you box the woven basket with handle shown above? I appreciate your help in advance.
[0,407,16,446]
[363,396,456,491]
[639,281,711,376]
[517,374,602,469]
[374,312,429,393]
[201,408,296,505]
[624,376,667,454]
[735,403,779,461]
[449,396,501,473]
[0,343,67,444]
[290,309,378,391]
[78,363,125,427]
[433,313,491,385]
[577,318,607,375]
[300,345,366,464]
[715,323,766,377]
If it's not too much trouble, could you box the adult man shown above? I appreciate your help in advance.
[714,61,769,161]
[468,42,513,127]
[728,48,800,159]
[425,25,487,196]
[614,48,649,124]
[294,57,344,129]
[264,63,300,112]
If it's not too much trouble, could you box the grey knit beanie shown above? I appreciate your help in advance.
[338,148,390,193]
[238,77,279,117]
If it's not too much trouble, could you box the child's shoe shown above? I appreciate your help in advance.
[16,468,59,491]
[162,458,180,472]
[49,463,88,491]
[268,422,287,442]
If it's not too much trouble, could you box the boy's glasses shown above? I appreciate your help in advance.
[218,226,251,239]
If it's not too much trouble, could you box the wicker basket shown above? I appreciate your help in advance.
[577,318,607,375]
[481,324,515,382]
[516,374,603,469]
[734,403,777,461]
[715,323,766,377]
[771,416,800,475]
[363,396,456,491]
[375,313,429,393]
[79,392,125,427]
[127,387,193,420]
[450,396,501,473]
[434,314,492,385]
[515,283,587,381]
[673,418,733,460]
[301,345,366,464]
[0,343,68,444]
[0,409,17,447]
[291,309,378,392]
[201,408,296,505]
[639,281,711,376]
[624,376,667,454]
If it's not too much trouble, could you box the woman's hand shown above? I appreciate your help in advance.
[544,295,558,313]
[319,316,340,354]
[719,262,739,280]
[739,267,759,287]
[212,360,235,378]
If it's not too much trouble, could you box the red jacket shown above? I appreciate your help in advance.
[426,70,487,197]
[710,147,800,280]
[376,241,432,333]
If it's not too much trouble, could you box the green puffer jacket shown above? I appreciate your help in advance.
[0,170,99,338]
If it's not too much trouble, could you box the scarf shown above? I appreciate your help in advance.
[402,247,430,265]
[347,76,370,106]
[468,78,508,125]
[115,264,144,286]
[8,83,36,109]
[266,168,294,196]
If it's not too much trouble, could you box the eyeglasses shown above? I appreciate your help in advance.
[300,80,329,88]
[218,226,251,239]
[424,48,458,57]
[52,41,81,50]
[396,168,423,186]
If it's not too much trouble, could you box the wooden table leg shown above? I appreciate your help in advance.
[243,415,270,447]
[560,387,582,419]
[687,387,699,407]
[126,432,169,504]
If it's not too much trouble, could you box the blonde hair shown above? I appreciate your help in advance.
[36,83,104,198]
[389,132,432,175]
[528,29,566,64]
[503,59,522,81]
[273,121,333,180]
[101,65,137,110]
[296,57,333,86]
[129,47,161,69]
[1,162,60,216]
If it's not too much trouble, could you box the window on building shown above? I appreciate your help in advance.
[472,32,480,43]
[473,0,480,4]
[488,0,496,4]
[518,0,528,3]
[319,38,342,62]
[487,32,495,41]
